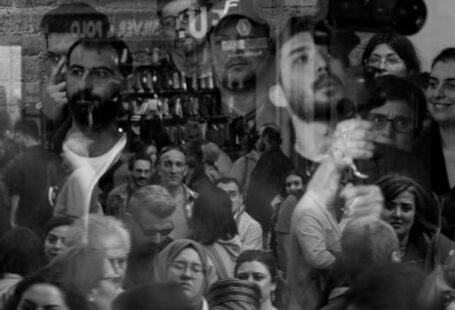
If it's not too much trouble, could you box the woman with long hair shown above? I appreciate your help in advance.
[191,187,241,278]
[377,174,454,272]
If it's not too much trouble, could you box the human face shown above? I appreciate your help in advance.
[131,209,174,248]
[18,283,69,310]
[211,17,269,91]
[279,32,345,122]
[44,33,78,77]
[101,236,129,283]
[145,145,158,166]
[367,100,414,151]
[131,159,152,187]
[236,261,276,302]
[92,259,124,310]
[216,182,243,214]
[161,0,202,43]
[168,247,205,299]
[66,44,123,130]
[381,189,416,240]
[44,225,70,261]
[427,61,455,126]
[285,174,304,196]
[366,44,407,77]
[158,150,187,187]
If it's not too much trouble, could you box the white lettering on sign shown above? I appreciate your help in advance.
[116,19,159,38]
[70,20,103,38]
[221,40,245,51]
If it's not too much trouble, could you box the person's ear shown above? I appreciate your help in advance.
[269,84,288,108]
[391,250,401,263]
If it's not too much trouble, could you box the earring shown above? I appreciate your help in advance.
[271,291,276,303]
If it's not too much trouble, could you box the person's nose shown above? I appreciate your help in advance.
[435,83,446,99]
[315,51,329,74]
[382,120,394,138]
[80,71,93,91]
[392,207,403,218]
[54,238,65,250]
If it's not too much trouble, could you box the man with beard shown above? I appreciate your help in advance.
[52,37,133,218]
[39,3,110,148]
[106,153,153,218]
[124,185,176,288]
[271,17,429,310]
[157,0,213,79]
[208,0,282,142]
[244,124,293,239]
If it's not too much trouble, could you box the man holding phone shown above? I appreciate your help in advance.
[39,3,110,148]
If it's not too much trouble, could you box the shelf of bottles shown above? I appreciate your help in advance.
[118,48,228,146]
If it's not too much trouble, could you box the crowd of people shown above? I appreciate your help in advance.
[0,0,454,309]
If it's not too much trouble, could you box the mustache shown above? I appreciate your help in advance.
[313,74,342,91]
[70,90,102,106]
[226,55,250,67]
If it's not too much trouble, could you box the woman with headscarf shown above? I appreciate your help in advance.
[152,239,217,310]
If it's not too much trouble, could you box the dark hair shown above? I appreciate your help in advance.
[374,75,427,132]
[43,216,75,240]
[191,187,238,245]
[128,152,153,171]
[376,174,438,241]
[156,0,213,17]
[0,227,46,277]
[42,246,106,296]
[431,47,455,68]
[342,263,441,310]
[207,279,261,310]
[40,3,110,40]
[260,124,282,146]
[113,282,192,310]
[277,17,358,68]
[13,119,40,141]
[234,250,278,283]
[279,169,305,197]
[4,273,91,310]
[215,177,242,194]
[67,37,133,77]
[361,31,421,76]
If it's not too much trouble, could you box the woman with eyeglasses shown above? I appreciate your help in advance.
[377,174,455,273]
[40,246,123,310]
[152,239,217,310]
[234,250,279,310]
[361,31,421,78]
[366,74,426,152]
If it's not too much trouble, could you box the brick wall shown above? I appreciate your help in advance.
[0,0,322,115]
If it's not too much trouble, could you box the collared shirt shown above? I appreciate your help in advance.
[169,184,198,240]
[106,181,138,218]
[235,205,263,251]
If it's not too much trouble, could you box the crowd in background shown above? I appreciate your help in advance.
[0,0,455,310]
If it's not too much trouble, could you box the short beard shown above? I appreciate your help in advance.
[68,90,120,131]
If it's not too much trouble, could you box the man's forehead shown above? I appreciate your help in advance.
[281,31,315,54]
[161,150,186,162]
[47,32,79,54]
[217,181,239,192]
[69,44,119,69]
[162,0,200,17]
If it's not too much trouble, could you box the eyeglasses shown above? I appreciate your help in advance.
[101,274,123,289]
[161,9,201,30]
[366,55,404,69]
[366,113,414,133]
[169,261,204,275]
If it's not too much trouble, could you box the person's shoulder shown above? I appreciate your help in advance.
[240,211,262,229]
